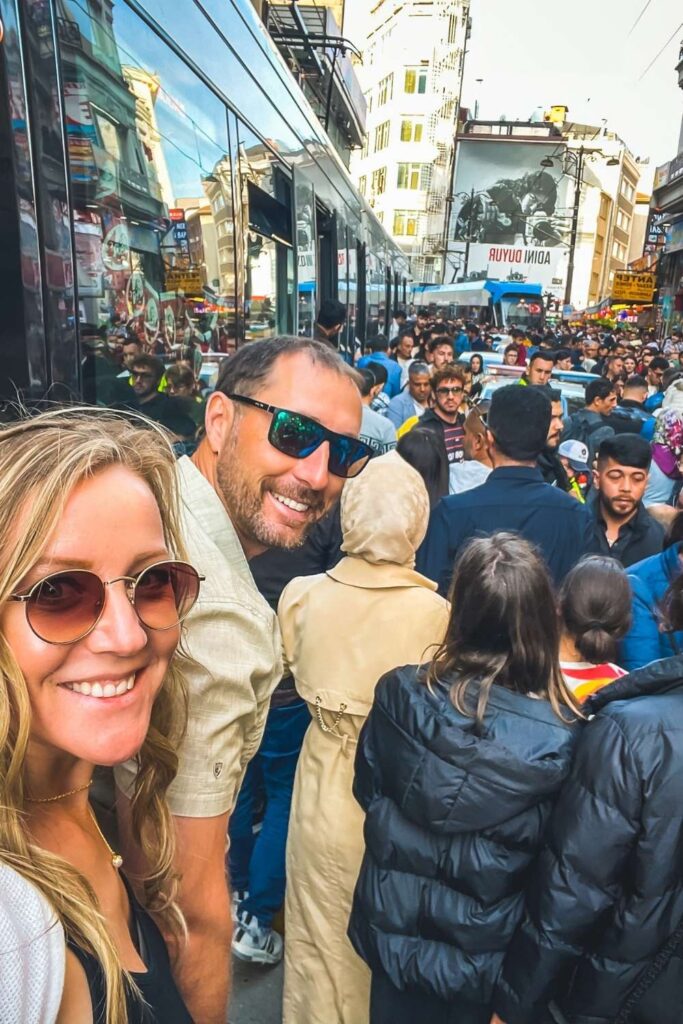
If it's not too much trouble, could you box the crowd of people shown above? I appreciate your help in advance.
[2,315,683,1024]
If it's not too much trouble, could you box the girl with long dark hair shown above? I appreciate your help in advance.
[349,533,579,1024]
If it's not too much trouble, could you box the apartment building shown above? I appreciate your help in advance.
[351,0,470,283]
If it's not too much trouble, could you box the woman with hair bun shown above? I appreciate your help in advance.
[558,556,631,703]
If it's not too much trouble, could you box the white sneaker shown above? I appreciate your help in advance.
[232,910,283,965]
[231,889,249,923]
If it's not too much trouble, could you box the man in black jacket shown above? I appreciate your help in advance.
[536,387,572,493]
[586,434,664,567]
[417,385,592,593]
[607,374,654,437]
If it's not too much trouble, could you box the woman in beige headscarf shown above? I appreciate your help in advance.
[279,451,450,1024]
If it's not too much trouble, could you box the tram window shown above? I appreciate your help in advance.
[295,176,316,338]
[56,1,237,411]
[238,123,294,342]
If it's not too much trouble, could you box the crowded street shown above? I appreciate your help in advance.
[1,1,683,1023]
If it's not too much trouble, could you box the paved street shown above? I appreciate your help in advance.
[229,958,283,1024]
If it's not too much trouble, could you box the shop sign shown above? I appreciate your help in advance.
[667,219,683,255]
[654,162,671,189]
[669,151,683,185]
[165,269,203,293]
[644,209,667,255]
[610,271,656,303]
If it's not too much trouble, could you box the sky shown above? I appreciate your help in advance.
[344,0,683,185]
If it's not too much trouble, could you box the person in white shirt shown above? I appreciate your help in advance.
[389,309,407,342]
[449,404,493,494]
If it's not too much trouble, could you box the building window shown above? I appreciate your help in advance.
[376,211,384,224]
[358,175,367,196]
[404,68,428,95]
[397,163,429,190]
[393,210,420,236]
[612,240,627,261]
[620,180,635,204]
[616,209,631,232]
[361,135,369,159]
[400,119,423,142]
[378,73,394,106]
[374,120,390,152]
[371,167,387,195]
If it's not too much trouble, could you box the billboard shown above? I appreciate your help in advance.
[446,139,572,297]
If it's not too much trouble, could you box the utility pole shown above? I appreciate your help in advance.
[564,146,585,308]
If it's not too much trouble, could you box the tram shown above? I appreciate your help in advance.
[412,281,545,330]
[0,0,410,406]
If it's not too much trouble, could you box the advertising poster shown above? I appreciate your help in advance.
[447,139,572,297]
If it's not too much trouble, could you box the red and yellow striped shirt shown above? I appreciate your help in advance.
[560,661,628,705]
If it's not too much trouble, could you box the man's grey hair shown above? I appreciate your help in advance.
[409,361,430,377]
[215,335,357,398]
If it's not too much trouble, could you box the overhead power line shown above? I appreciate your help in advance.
[639,21,683,80]
[628,0,655,38]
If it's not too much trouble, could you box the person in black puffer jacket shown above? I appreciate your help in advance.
[493,577,683,1024]
[348,533,581,1024]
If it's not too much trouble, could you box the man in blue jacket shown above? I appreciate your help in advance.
[417,385,593,595]
[620,542,683,671]
[357,336,402,399]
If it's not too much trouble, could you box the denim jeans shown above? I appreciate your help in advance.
[228,700,310,927]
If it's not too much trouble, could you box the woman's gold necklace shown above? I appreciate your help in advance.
[25,780,123,870]
[88,806,124,871]
[25,779,94,803]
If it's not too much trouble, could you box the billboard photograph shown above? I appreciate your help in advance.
[446,139,572,295]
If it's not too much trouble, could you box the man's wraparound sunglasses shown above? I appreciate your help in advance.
[228,394,373,479]
[9,560,203,645]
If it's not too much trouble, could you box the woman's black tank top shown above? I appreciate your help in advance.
[67,874,193,1023]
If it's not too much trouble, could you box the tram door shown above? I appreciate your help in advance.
[356,241,367,346]
[316,205,338,307]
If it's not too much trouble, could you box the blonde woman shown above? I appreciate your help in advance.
[0,410,202,1023]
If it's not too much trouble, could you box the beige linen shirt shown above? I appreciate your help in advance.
[115,456,282,818]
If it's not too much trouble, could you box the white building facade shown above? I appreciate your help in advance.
[351,0,470,284]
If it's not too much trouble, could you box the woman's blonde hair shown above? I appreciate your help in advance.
[0,408,189,1023]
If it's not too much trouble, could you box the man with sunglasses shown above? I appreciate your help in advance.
[116,336,371,1023]
[419,365,468,465]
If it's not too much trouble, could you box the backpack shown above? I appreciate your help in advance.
[563,412,607,449]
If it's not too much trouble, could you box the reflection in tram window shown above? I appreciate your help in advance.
[56,0,237,408]
[295,176,316,338]
[238,122,294,342]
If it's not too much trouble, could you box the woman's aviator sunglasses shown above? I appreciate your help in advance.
[228,394,373,478]
[9,561,203,645]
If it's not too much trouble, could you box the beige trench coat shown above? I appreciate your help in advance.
[279,556,450,1024]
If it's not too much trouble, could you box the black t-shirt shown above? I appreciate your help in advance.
[132,393,197,438]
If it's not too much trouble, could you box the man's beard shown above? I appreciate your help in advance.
[216,433,327,550]
[602,494,638,521]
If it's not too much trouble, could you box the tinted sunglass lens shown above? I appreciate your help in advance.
[329,437,372,478]
[134,562,200,630]
[28,571,104,644]
[270,410,324,459]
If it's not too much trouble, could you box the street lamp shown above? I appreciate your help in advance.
[541,147,621,307]
[540,147,590,308]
